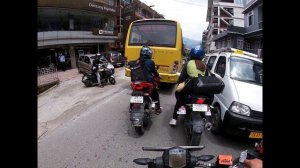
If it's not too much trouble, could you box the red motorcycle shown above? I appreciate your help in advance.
[129,77,160,135]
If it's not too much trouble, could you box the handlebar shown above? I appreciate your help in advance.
[133,146,235,168]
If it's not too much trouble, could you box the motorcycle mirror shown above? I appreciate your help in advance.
[133,158,153,165]
[197,155,214,162]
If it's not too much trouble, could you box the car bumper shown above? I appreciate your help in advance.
[125,68,179,83]
[223,110,262,137]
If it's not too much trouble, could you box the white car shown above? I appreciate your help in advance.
[206,48,262,138]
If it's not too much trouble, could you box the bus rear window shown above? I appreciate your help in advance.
[129,22,177,47]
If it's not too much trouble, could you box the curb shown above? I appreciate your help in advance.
[38,82,59,97]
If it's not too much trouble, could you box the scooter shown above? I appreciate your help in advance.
[129,78,160,135]
[81,62,116,87]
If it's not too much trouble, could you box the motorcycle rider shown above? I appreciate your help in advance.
[169,46,208,126]
[137,46,162,114]
[92,53,104,87]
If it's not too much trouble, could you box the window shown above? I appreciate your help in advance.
[214,56,226,77]
[246,0,252,4]
[84,56,91,64]
[248,11,254,26]
[235,0,243,4]
[109,0,114,6]
[227,37,231,47]
[230,57,262,85]
[207,56,217,70]
[237,39,244,49]
[245,42,250,49]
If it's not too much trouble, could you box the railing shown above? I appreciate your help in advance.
[38,66,59,87]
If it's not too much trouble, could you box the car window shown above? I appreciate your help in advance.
[207,56,217,70]
[230,57,262,85]
[84,56,91,64]
[100,55,108,62]
[202,56,209,64]
[214,56,226,78]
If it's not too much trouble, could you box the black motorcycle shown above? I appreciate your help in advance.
[81,62,116,87]
[133,145,237,168]
[176,76,225,146]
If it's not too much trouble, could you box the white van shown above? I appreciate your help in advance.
[207,48,262,138]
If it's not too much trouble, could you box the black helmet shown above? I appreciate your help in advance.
[140,46,153,59]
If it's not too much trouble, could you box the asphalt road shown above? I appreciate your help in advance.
[38,67,254,168]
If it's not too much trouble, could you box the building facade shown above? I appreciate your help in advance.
[38,0,120,69]
[209,0,262,57]
[122,0,164,49]
[206,0,244,53]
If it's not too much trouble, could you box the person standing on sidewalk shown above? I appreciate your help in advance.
[58,52,66,71]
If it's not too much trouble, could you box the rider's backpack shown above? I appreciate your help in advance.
[130,60,148,82]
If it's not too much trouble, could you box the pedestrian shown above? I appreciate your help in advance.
[58,52,66,71]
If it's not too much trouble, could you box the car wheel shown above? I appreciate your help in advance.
[211,106,222,134]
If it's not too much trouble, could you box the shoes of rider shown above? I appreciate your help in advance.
[155,107,162,114]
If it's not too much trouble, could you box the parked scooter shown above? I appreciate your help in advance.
[81,62,116,87]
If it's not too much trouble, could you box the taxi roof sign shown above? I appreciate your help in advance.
[215,48,258,58]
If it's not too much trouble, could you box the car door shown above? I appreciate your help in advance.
[83,56,92,72]
[211,55,231,120]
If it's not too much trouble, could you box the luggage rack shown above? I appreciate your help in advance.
[215,47,258,58]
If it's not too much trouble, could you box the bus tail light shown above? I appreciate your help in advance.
[171,61,179,73]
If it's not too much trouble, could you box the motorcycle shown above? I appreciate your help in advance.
[176,76,225,146]
[178,95,215,146]
[81,62,116,87]
[133,145,237,168]
[129,77,159,135]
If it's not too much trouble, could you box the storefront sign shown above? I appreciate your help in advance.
[38,0,118,15]
[88,2,116,13]
[98,29,114,35]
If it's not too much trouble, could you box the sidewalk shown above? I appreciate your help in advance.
[57,68,81,82]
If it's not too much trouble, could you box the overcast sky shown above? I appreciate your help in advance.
[139,0,209,41]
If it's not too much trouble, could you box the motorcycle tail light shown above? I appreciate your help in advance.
[196,98,205,104]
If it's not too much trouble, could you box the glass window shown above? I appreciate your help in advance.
[230,57,262,85]
[207,56,217,70]
[214,56,226,77]
[248,11,254,26]
[235,0,243,4]
[237,39,244,49]
[129,21,177,47]
[84,56,91,64]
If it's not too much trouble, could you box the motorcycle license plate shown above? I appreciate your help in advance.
[130,96,143,103]
[192,104,208,112]
[249,132,263,139]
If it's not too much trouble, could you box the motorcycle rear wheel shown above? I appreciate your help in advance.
[135,125,144,135]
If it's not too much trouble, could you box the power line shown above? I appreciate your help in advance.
[172,0,207,7]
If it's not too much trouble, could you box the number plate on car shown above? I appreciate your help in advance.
[192,104,208,112]
[130,96,143,103]
[249,132,263,139]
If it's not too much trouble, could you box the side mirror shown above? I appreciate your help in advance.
[133,158,153,165]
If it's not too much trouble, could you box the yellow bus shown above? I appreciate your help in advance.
[124,19,184,83]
